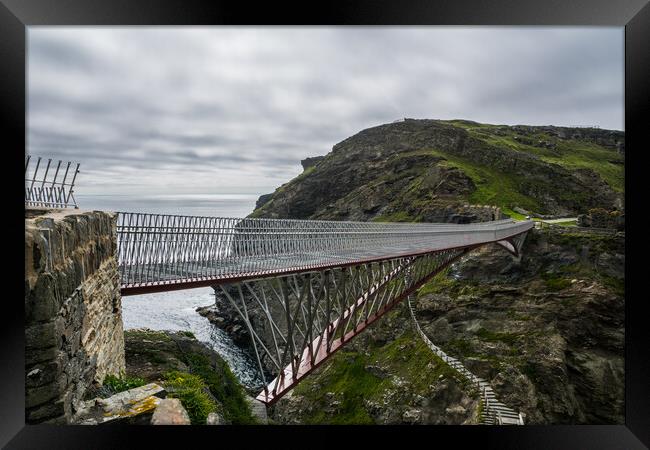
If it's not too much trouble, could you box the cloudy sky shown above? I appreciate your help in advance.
[28,27,623,203]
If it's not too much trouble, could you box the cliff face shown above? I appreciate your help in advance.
[210,119,624,424]
[415,227,624,424]
[250,119,623,221]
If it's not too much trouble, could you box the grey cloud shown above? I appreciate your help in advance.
[28,27,623,198]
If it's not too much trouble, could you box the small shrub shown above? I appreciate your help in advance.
[448,338,475,356]
[544,277,572,291]
[183,352,257,424]
[521,362,539,382]
[102,373,146,396]
[475,328,520,346]
[541,271,572,291]
[164,371,217,425]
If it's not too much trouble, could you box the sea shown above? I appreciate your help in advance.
[76,193,264,390]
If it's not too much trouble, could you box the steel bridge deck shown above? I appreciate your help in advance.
[117,214,533,294]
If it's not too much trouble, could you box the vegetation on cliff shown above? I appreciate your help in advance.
[266,227,624,425]
[121,329,257,424]
[270,311,480,425]
[250,119,623,222]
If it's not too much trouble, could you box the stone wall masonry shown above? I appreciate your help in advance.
[25,208,125,424]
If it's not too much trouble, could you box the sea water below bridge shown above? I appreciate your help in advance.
[122,288,263,389]
[76,193,264,390]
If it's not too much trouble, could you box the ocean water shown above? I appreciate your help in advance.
[78,193,265,390]
[75,193,259,218]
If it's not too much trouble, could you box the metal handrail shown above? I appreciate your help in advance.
[116,211,533,289]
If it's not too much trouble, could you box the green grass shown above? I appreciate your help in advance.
[502,208,527,220]
[541,273,572,291]
[102,373,146,395]
[417,269,456,297]
[124,329,173,343]
[551,230,623,255]
[182,352,257,424]
[475,328,521,346]
[600,275,625,296]
[292,330,461,424]
[446,338,478,357]
[462,127,624,193]
[372,211,416,223]
[540,140,624,193]
[164,371,217,425]
[443,119,494,130]
[424,148,543,213]
[553,220,578,227]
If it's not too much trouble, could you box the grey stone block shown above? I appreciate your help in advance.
[26,379,63,408]
[151,398,191,425]
[25,321,58,350]
[26,399,65,423]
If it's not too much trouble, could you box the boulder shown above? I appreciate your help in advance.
[301,156,325,170]
[151,398,191,425]
[74,383,166,425]
[206,411,225,425]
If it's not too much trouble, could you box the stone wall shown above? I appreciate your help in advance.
[25,208,125,424]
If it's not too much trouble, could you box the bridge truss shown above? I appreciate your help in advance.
[117,212,532,404]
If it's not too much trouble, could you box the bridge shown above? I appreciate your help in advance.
[25,155,534,423]
[116,211,533,413]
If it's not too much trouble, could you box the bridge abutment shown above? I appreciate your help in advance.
[25,208,125,424]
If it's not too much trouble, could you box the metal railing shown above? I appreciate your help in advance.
[25,155,80,209]
[116,212,533,289]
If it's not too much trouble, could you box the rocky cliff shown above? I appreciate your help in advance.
[250,119,623,222]
[209,119,624,424]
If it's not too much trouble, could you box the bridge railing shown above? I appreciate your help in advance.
[25,155,80,209]
[116,212,533,287]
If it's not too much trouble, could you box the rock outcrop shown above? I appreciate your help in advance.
[265,227,624,424]
[151,398,191,425]
[413,227,624,424]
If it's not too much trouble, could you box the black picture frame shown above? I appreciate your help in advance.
[2,0,648,448]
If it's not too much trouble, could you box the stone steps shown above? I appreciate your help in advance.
[406,295,524,426]
[246,396,268,424]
